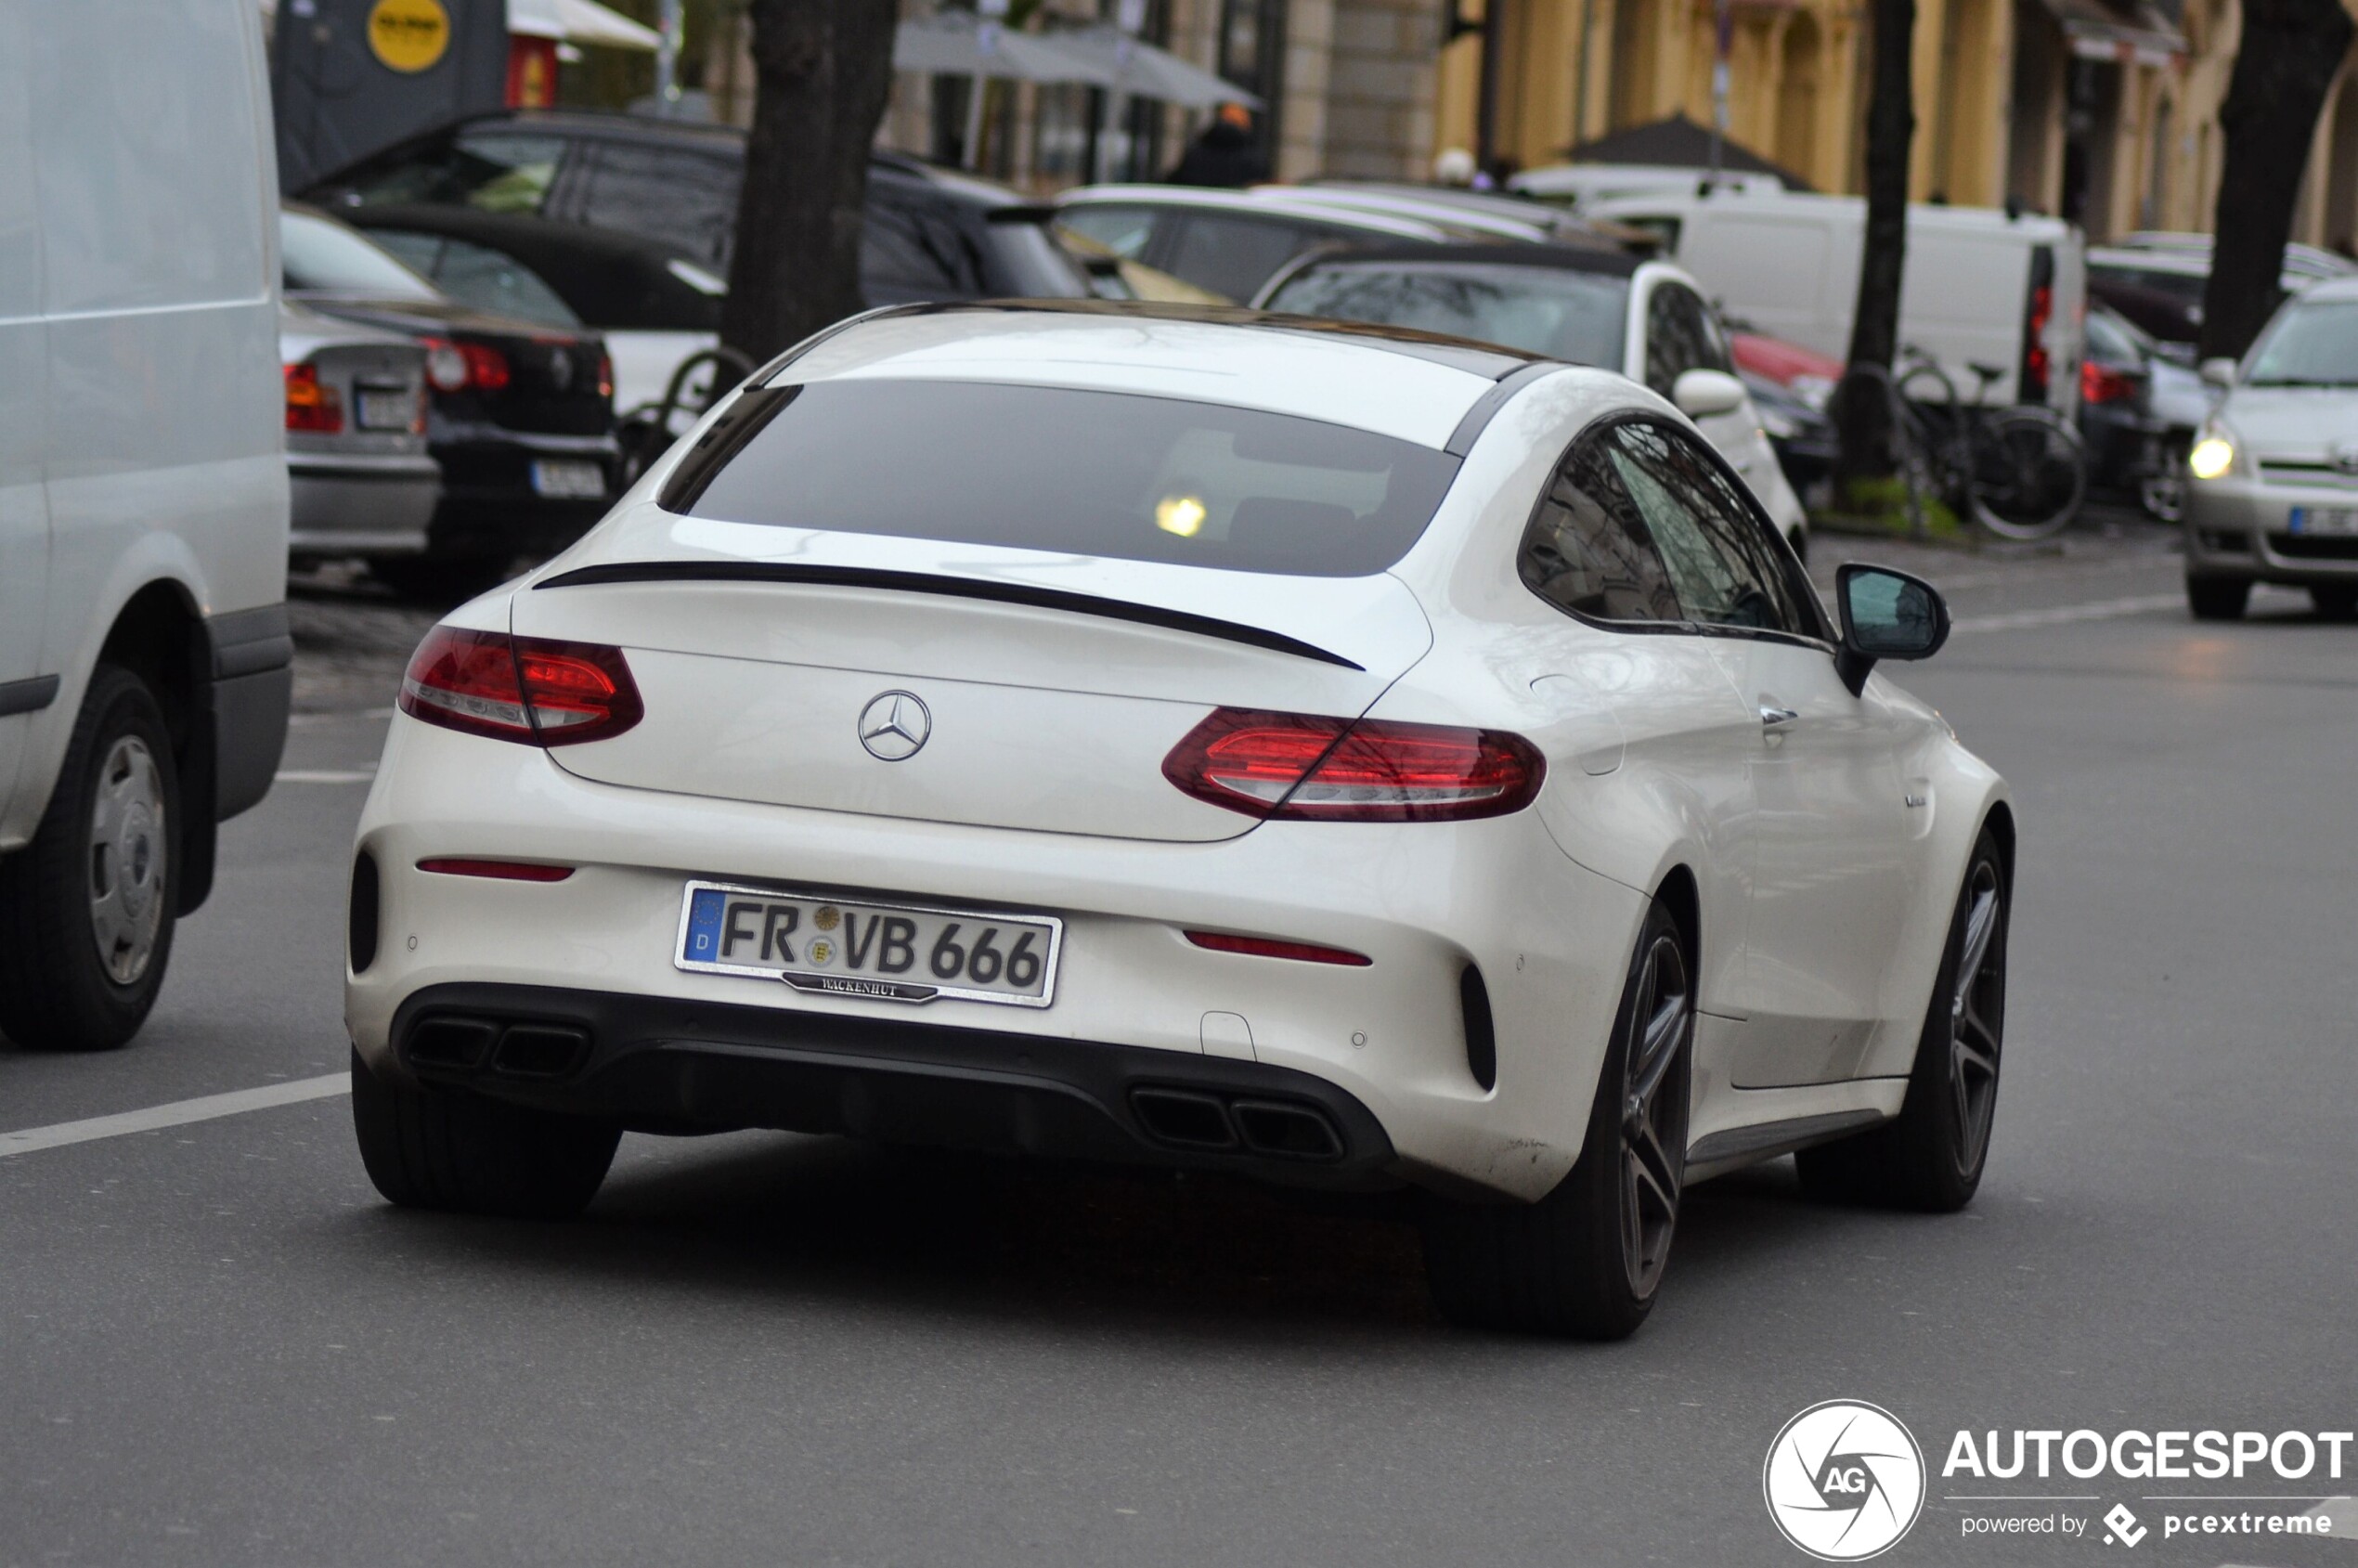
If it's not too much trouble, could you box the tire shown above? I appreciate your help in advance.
[2186,575,2250,621]
[2310,584,2358,620]
[0,666,180,1051]
[2139,435,2189,523]
[1968,408,2086,540]
[1419,901,1694,1339]
[350,1047,620,1220]
[1796,824,2009,1212]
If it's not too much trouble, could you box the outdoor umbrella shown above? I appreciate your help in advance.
[1049,24,1260,110]
[893,11,1115,87]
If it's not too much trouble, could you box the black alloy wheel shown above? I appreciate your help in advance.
[1420,900,1694,1340]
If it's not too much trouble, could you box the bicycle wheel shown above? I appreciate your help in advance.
[1968,408,2087,540]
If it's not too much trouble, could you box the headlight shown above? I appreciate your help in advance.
[2188,428,2238,480]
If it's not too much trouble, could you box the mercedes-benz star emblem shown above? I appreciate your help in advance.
[858,691,930,761]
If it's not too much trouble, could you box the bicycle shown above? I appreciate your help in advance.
[1894,352,2088,541]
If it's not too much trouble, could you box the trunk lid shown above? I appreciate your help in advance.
[509,506,1433,843]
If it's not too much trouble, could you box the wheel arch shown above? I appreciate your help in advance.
[93,579,219,915]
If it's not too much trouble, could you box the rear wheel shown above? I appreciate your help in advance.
[2310,584,2358,620]
[350,1048,620,1220]
[1797,825,2008,1212]
[1420,901,1693,1339]
[0,667,179,1051]
[2185,575,2250,621]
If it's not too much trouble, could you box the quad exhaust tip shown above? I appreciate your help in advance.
[404,1016,591,1081]
[1129,1086,1342,1161]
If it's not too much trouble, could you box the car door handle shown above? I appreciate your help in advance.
[1759,705,1800,728]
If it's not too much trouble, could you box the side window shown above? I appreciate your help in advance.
[1057,204,1158,259]
[1642,280,1727,396]
[1158,213,1318,303]
[570,144,741,265]
[351,133,567,215]
[1517,431,1687,626]
[1602,421,1810,634]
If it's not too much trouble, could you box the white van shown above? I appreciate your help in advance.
[1585,189,2086,413]
[0,0,291,1050]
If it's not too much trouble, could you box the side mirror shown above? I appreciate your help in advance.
[2200,357,2238,392]
[1834,564,1950,696]
[1672,368,1747,419]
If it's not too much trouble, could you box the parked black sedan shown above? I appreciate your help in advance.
[281,204,620,596]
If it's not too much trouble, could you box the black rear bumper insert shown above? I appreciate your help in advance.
[387,983,1397,1190]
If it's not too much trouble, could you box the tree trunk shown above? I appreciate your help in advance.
[1833,0,1915,485]
[2198,0,2354,362]
[719,0,899,363]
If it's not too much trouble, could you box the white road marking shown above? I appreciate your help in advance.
[0,1073,349,1158]
[274,769,375,784]
[1949,592,2186,634]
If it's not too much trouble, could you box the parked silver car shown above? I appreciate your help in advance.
[2183,277,2358,620]
[279,302,439,566]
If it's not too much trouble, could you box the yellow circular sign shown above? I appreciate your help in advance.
[368,0,450,73]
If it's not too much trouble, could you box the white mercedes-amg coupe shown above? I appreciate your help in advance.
[346,303,2012,1340]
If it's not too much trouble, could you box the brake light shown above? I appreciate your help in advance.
[597,351,614,400]
[2022,279,2054,403]
[1162,708,1545,823]
[1185,931,1371,965]
[397,626,642,745]
[2080,359,2137,405]
[419,336,510,394]
[283,363,343,433]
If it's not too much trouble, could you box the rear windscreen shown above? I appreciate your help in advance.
[674,379,1462,577]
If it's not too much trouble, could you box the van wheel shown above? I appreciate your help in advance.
[350,1048,619,1220]
[1797,825,2008,1211]
[0,667,180,1051]
[2185,575,2249,621]
[1419,901,1693,1339]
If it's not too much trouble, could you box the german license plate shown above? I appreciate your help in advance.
[674,880,1061,1007]
[355,386,416,432]
[2289,506,2358,535]
[531,459,606,499]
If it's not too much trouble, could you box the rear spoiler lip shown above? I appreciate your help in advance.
[531,561,1367,671]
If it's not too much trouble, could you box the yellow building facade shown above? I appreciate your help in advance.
[1433,0,2358,249]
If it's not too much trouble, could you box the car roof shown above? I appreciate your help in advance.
[1268,241,1645,280]
[1059,184,1447,240]
[2292,275,2358,304]
[307,108,1030,210]
[771,300,1547,450]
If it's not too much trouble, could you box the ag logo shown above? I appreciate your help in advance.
[1763,1400,1925,1561]
[368,0,451,73]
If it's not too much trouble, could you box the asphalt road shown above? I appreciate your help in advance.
[2,525,2352,1568]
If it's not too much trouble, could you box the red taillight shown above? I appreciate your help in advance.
[2023,283,2053,402]
[1185,931,1371,965]
[1162,707,1545,823]
[397,627,642,746]
[597,351,614,400]
[2080,359,2137,405]
[419,336,509,394]
[283,363,343,433]
[417,858,574,882]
